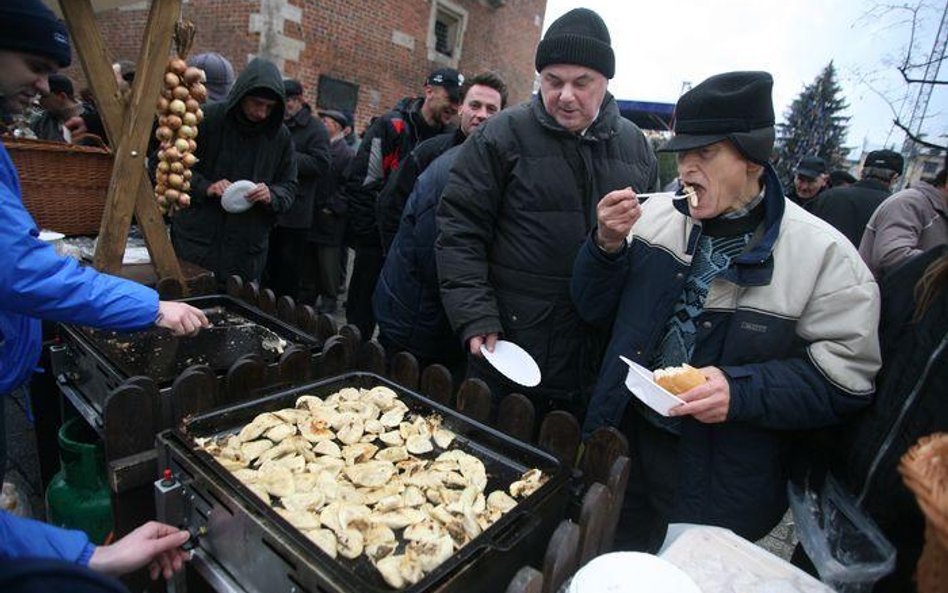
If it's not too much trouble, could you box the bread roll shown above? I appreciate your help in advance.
[653,364,706,394]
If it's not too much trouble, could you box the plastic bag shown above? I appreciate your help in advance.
[788,475,895,593]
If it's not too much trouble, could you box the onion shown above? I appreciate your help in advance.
[182,112,198,127]
[164,188,180,202]
[169,99,187,116]
[172,85,190,101]
[182,153,198,167]
[178,193,191,207]
[187,139,197,153]
[165,114,182,130]
[168,58,187,75]
[164,72,180,88]
[183,169,193,180]
[155,185,167,196]
[169,161,185,174]
[178,125,195,139]
[168,173,184,189]
[181,181,191,192]
[156,160,170,173]
[160,88,173,101]
[174,138,189,153]
[155,126,173,142]
[190,83,207,102]
[183,67,204,85]
[195,109,204,123]
[185,98,200,113]
[157,194,169,207]
[156,96,169,112]
[163,146,181,161]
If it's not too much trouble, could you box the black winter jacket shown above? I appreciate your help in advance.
[377,128,465,252]
[345,97,448,247]
[436,94,658,402]
[309,138,355,246]
[374,145,463,362]
[171,58,297,283]
[808,178,891,246]
[277,104,331,230]
[834,245,948,592]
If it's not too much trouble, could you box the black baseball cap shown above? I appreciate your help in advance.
[283,78,303,98]
[863,149,904,175]
[796,156,828,179]
[426,68,464,103]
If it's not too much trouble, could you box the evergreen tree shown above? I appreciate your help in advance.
[775,62,851,184]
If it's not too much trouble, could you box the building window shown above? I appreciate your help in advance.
[428,0,467,66]
[317,75,360,114]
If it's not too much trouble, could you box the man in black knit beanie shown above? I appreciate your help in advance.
[436,8,658,416]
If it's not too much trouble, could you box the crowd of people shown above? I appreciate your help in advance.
[2,0,948,591]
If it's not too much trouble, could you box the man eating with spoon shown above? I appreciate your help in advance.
[571,71,881,552]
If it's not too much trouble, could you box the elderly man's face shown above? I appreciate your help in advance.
[539,64,607,133]
[676,141,763,219]
[793,173,826,200]
[0,50,56,114]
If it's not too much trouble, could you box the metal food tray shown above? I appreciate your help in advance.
[76,294,320,386]
[157,372,570,593]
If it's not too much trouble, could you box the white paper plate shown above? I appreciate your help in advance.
[221,179,257,213]
[620,355,686,416]
[568,551,701,593]
[480,340,541,387]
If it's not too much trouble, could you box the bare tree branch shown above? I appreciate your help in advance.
[893,119,947,150]
[898,65,948,85]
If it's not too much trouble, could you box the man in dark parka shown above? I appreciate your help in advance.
[172,58,297,284]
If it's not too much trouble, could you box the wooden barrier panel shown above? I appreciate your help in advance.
[541,520,580,593]
[224,354,267,402]
[169,365,218,426]
[538,411,581,465]
[241,280,260,305]
[505,566,543,593]
[420,364,454,406]
[601,455,631,553]
[357,340,387,375]
[259,288,277,315]
[277,295,296,324]
[315,312,337,342]
[318,336,349,378]
[580,427,629,487]
[455,378,492,423]
[578,482,611,565]
[226,275,243,299]
[297,305,318,336]
[496,393,536,443]
[156,276,184,300]
[389,351,420,390]
[279,345,312,384]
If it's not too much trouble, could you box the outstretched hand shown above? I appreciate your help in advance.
[88,521,191,580]
[469,332,499,357]
[156,301,209,336]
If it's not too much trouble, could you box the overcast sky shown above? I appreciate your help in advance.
[543,0,947,155]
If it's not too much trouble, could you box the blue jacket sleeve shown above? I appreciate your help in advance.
[0,511,95,565]
[0,178,158,330]
[570,232,630,329]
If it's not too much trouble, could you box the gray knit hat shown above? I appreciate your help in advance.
[535,8,614,79]
[188,52,235,103]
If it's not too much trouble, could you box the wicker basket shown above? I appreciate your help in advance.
[4,137,112,236]
[899,433,948,593]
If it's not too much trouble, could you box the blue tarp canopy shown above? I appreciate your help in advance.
[616,99,675,131]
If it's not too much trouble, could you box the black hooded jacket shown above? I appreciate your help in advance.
[277,103,331,230]
[171,58,298,282]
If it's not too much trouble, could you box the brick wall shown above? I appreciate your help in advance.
[64,0,547,134]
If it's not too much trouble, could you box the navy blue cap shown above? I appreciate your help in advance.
[0,0,71,67]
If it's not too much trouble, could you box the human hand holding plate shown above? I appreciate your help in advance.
[220,180,257,213]
[480,339,541,388]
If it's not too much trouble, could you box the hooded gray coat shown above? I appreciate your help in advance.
[171,58,298,282]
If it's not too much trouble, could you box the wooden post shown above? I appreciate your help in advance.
[59,0,185,287]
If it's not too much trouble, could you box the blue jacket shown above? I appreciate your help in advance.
[374,145,463,362]
[0,511,94,564]
[0,142,158,394]
[571,165,881,540]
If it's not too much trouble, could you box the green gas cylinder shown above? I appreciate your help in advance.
[45,417,113,544]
